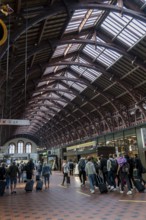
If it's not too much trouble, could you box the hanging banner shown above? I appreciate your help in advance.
[0,119,30,125]
[141,128,146,148]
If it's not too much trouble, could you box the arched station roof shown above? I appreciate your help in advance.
[0,0,146,148]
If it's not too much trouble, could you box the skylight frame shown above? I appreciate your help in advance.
[101,11,146,48]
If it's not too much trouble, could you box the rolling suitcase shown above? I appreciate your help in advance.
[36,174,40,181]
[0,180,6,196]
[25,179,34,192]
[67,176,70,184]
[36,180,43,191]
[134,179,145,192]
[96,175,108,193]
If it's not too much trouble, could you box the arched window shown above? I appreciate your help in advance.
[17,141,24,154]
[26,143,32,153]
[9,143,15,154]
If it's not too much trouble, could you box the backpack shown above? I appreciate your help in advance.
[79,160,85,171]
[42,165,51,176]
[121,163,130,173]
[133,168,139,179]
[110,159,118,172]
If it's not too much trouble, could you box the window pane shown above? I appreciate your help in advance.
[18,141,24,154]
[9,143,15,154]
[26,143,32,153]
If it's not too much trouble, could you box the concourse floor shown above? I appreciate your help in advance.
[1,171,146,220]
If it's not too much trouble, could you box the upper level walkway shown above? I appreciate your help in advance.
[0,171,146,220]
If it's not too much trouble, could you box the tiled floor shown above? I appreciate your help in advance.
[1,172,146,220]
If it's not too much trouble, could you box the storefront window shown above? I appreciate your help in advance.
[97,130,138,157]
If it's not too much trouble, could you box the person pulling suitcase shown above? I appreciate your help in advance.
[133,165,145,193]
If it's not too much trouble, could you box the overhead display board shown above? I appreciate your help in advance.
[0,119,30,125]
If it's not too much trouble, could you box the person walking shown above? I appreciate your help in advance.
[117,153,132,195]
[133,154,145,185]
[78,157,86,186]
[85,156,97,194]
[26,159,34,180]
[100,155,108,186]
[107,154,117,191]
[42,162,52,189]
[61,160,69,186]
[8,162,19,194]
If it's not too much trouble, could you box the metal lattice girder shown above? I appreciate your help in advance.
[1,1,146,59]
[80,51,146,113]
[7,38,146,76]
[27,104,80,139]
[27,95,89,137]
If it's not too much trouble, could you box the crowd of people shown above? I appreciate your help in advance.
[61,154,146,195]
[1,153,146,196]
[0,159,52,195]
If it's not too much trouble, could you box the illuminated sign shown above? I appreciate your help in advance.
[67,141,96,151]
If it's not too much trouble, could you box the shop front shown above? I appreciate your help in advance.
[97,128,140,158]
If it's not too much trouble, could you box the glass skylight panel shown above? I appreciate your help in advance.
[48,93,60,99]
[66,44,80,54]
[83,44,121,68]
[57,65,67,71]
[57,100,67,107]
[65,8,104,33]
[44,66,54,75]
[68,81,86,92]
[71,56,102,81]
[52,45,66,58]
[35,115,43,120]
[82,10,103,29]
[84,68,102,81]
[37,112,46,117]
[37,81,46,87]
[71,65,97,82]
[44,100,53,105]
[62,92,75,100]
[64,71,77,79]
[40,106,48,111]
[101,12,146,47]
[71,65,85,75]
[55,83,75,100]
[83,44,104,59]
[65,9,88,33]
[130,20,146,35]
[32,92,40,97]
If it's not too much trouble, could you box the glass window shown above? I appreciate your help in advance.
[26,143,32,153]
[18,141,24,154]
[9,143,15,154]
[101,12,146,48]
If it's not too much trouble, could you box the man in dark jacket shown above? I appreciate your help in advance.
[26,159,34,180]
[78,158,86,186]
[0,163,6,180]
[100,155,108,185]
[133,154,145,184]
